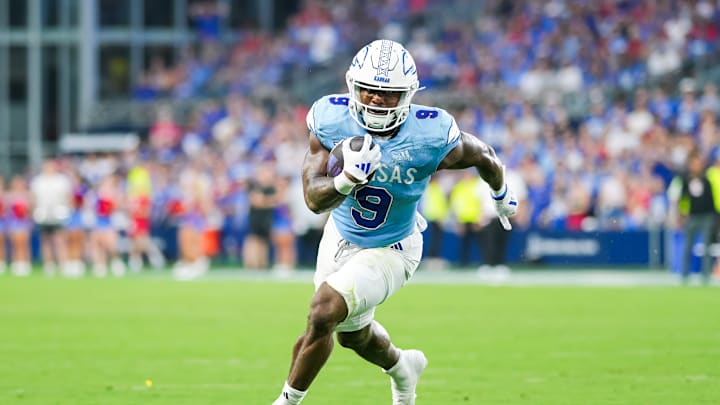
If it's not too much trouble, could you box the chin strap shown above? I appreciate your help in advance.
[367,126,400,139]
[363,110,397,131]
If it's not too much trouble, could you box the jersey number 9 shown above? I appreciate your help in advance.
[351,186,392,229]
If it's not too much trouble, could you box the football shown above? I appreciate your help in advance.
[326,136,377,179]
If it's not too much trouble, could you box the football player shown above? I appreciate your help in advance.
[272,39,518,405]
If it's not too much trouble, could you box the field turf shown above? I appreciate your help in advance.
[0,274,718,404]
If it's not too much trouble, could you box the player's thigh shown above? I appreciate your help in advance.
[313,217,345,288]
[327,247,418,319]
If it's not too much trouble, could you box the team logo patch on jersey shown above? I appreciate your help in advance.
[392,150,412,162]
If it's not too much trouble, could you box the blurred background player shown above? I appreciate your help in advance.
[173,162,212,280]
[671,151,718,284]
[0,177,6,275]
[30,160,72,276]
[449,170,484,267]
[64,170,89,277]
[89,173,125,277]
[8,175,33,276]
[126,157,165,273]
[271,176,297,274]
[288,174,328,268]
[243,161,278,270]
[478,165,529,276]
[419,174,450,270]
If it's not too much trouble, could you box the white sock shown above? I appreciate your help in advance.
[76,260,87,277]
[148,250,166,269]
[42,262,56,276]
[272,381,307,405]
[93,263,108,278]
[14,261,32,276]
[383,348,427,405]
[147,241,166,269]
[129,254,143,273]
[111,258,126,277]
[61,261,79,278]
[384,351,405,379]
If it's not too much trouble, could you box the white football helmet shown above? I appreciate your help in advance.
[346,39,421,132]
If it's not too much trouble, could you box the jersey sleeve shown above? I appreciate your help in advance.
[305,95,351,151]
[306,100,318,136]
[432,109,462,168]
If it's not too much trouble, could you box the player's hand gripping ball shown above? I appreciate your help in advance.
[327,135,379,182]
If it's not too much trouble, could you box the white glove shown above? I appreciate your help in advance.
[491,183,518,231]
[334,134,381,195]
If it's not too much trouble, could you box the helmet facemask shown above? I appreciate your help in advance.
[346,77,418,132]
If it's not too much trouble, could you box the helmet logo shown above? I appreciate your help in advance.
[377,40,393,77]
[351,46,370,69]
[402,51,416,76]
[373,40,394,83]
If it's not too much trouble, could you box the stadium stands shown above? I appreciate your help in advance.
[7,0,720,269]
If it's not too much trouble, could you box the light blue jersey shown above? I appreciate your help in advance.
[307,94,461,248]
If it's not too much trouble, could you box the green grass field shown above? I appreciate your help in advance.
[1,275,719,404]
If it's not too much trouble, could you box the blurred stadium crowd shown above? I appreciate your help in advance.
[2,0,720,276]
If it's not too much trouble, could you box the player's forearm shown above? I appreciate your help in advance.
[439,132,505,190]
[466,135,504,191]
[302,134,347,213]
[303,176,346,213]
[474,149,504,192]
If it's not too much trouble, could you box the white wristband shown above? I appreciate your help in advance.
[333,173,356,195]
[491,183,507,200]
